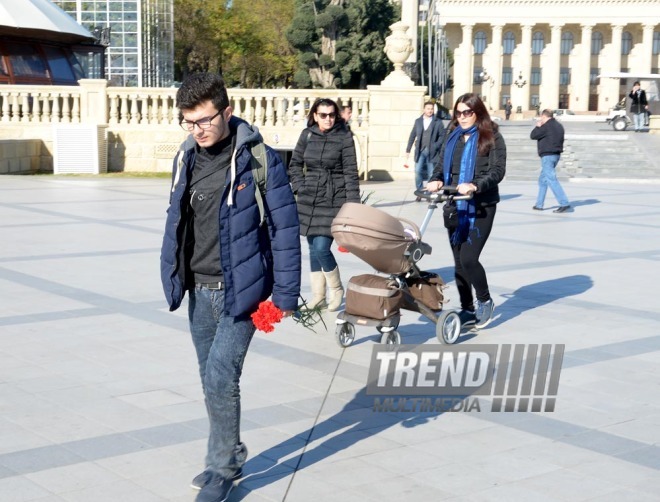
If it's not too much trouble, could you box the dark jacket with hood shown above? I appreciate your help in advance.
[160,116,301,316]
[288,122,360,236]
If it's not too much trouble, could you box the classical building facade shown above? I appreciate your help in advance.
[404,0,660,112]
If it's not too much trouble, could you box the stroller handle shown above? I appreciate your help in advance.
[414,188,473,202]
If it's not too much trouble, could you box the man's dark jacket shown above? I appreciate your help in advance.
[629,89,648,114]
[406,115,445,163]
[530,117,564,157]
[160,116,301,316]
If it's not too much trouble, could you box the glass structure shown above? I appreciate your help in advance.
[52,0,174,87]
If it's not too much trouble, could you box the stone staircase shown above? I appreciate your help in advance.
[499,122,660,181]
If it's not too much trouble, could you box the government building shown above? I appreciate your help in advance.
[400,0,660,113]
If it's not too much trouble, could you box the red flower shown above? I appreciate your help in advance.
[251,301,283,333]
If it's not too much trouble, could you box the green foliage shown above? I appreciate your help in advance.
[286,0,396,89]
[173,0,296,87]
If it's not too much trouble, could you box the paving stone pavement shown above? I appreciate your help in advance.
[1,175,659,502]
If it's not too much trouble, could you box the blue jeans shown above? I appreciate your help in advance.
[536,154,569,207]
[307,235,337,272]
[415,148,434,191]
[188,285,253,479]
[633,112,645,131]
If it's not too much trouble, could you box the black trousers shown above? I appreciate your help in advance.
[447,204,497,310]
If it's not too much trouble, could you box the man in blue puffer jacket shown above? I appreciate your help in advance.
[160,73,300,502]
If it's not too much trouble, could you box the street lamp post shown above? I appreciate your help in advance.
[514,70,527,88]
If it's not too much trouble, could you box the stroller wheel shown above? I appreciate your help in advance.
[436,310,461,344]
[380,330,401,345]
[335,322,356,348]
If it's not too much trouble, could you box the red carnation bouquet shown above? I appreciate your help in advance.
[251,298,326,333]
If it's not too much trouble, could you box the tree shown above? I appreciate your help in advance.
[286,0,396,89]
[173,0,296,88]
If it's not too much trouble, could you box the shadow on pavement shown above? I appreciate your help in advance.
[487,275,594,329]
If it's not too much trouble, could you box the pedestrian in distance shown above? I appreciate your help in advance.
[504,99,513,120]
[629,81,649,132]
[340,105,352,127]
[530,109,571,213]
[426,93,506,329]
[405,101,445,201]
[160,72,301,502]
[288,98,361,312]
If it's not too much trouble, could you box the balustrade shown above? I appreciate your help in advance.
[1,84,370,131]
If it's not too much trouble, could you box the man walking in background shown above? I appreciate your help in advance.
[629,81,649,132]
[530,109,571,213]
[405,101,445,201]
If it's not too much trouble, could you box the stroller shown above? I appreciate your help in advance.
[330,187,472,347]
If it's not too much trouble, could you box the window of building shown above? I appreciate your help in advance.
[653,32,660,55]
[501,67,512,85]
[532,32,545,55]
[6,43,48,79]
[531,95,540,109]
[561,32,574,55]
[560,67,571,85]
[621,31,633,55]
[620,67,629,86]
[473,66,484,84]
[43,46,76,82]
[590,68,600,85]
[591,31,603,55]
[531,67,542,86]
[474,31,487,54]
[559,94,570,109]
[503,32,515,54]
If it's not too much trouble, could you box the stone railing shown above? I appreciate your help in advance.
[0,79,428,177]
[0,82,370,129]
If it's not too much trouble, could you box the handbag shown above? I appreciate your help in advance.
[443,202,458,229]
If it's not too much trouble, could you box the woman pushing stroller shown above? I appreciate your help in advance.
[426,93,506,329]
[289,98,361,311]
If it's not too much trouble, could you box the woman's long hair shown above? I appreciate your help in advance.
[306,98,345,128]
[449,93,498,156]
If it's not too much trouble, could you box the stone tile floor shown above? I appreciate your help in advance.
[1,175,659,501]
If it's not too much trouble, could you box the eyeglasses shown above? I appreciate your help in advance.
[455,109,475,118]
[180,110,224,131]
[316,112,336,120]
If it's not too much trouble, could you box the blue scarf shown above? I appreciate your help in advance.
[443,124,478,245]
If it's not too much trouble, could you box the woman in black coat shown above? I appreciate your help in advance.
[427,93,506,329]
[288,98,361,311]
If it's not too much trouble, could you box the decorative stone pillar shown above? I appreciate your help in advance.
[78,79,108,124]
[600,25,624,111]
[541,24,563,110]
[641,24,654,73]
[574,24,594,111]
[367,21,427,180]
[519,25,533,111]
[454,24,474,96]
[381,22,415,87]
[490,25,504,111]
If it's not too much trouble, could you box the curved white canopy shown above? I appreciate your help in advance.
[0,0,94,43]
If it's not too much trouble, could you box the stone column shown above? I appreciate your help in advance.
[490,25,504,111]
[366,21,428,181]
[519,25,533,111]
[541,24,563,110]
[640,24,654,73]
[454,24,474,96]
[78,79,109,124]
[600,25,623,111]
[574,24,593,111]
